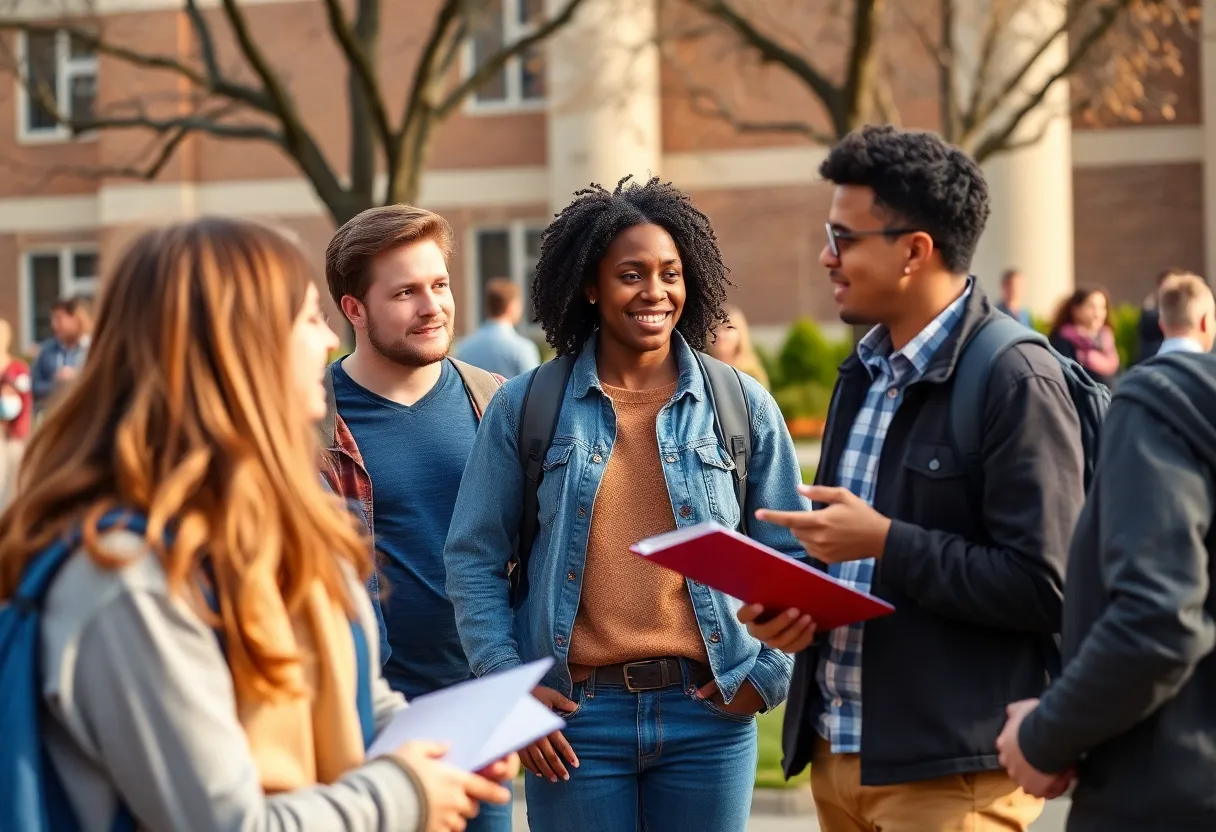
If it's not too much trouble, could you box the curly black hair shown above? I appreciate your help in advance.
[819,125,990,274]
[530,176,733,357]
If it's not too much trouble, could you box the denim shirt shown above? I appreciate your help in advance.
[443,331,809,708]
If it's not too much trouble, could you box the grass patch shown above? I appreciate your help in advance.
[756,705,800,789]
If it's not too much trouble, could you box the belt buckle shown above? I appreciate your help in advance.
[622,660,667,692]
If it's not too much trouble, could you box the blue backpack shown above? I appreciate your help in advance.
[0,510,377,832]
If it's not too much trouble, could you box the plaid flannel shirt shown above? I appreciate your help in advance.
[815,281,971,753]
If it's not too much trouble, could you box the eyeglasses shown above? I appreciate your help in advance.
[824,222,919,259]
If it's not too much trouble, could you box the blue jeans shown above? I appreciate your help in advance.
[523,661,758,832]
[468,780,512,832]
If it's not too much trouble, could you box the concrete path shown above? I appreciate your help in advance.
[509,793,1071,830]
[795,439,821,474]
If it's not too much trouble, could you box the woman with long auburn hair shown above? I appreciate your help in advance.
[0,218,514,831]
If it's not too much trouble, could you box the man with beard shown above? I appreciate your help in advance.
[320,204,511,832]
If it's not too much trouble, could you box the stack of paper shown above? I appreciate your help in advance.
[367,658,563,772]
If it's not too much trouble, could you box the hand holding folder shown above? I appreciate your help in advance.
[367,658,563,771]
[630,521,894,632]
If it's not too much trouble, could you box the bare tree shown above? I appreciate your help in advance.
[668,0,1196,162]
[0,0,590,226]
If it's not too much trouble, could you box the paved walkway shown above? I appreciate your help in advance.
[509,793,1071,830]
[795,439,821,473]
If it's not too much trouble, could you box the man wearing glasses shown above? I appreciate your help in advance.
[741,125,1086,831]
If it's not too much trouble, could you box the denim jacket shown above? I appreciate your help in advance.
[443,331,809,708]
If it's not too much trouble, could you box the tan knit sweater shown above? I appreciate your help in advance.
[569,381,709,668]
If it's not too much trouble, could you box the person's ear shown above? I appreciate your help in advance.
[904,231,935,275]
[340,295,367,330]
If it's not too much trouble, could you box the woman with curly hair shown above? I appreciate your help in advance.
[0,218,515,831]
[443,177,808,831]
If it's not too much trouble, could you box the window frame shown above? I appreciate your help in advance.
[16,29,98,143]
[463,0,547,115]
[466,220,547,336]
[19,245,99,350]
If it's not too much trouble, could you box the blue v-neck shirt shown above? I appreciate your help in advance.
[331,359,480,699]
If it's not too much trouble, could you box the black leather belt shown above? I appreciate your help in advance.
[590,658,713,692]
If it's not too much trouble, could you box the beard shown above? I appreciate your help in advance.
[839,308,876,327]
[366,313,453,368]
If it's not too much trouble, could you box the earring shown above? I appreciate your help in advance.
[903,265,911,275]
[589,298,597,304]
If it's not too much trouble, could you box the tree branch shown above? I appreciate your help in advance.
[962,0,1011,133]
[938,0,958,141]
[217,0,349,217]
[687,83,833,142]
[871,69,901,127]
[183,0,224,88]
[970,0,1130,161]
[688,0,842,125]
[24,128,192,190]
[663,46,836,143]
[72,112,284,143]
[0,16,274,113]
[842,0,880,128]
[968,0,1113,136]
[435,0,590,119]
[321,0,392,151]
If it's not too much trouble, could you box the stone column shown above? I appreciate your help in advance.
[544,0,662,213]
[960,0,1076,318]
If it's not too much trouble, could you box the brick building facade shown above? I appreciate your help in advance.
[0,0,1208,351]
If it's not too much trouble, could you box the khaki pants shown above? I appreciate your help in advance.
[810,737,1044,832]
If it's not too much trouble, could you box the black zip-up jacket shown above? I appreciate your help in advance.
[1018,352,1216,832]
[782,286,1087,786]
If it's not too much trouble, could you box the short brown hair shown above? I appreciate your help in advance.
[484,277,519,318]
[50,296,85,316]
[1159,272,1214,330]
[324,204,454,308]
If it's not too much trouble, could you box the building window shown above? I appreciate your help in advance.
[471,222,545,327]
[19,30,97,141]
[23,247,98,346]
[467,0,546,111]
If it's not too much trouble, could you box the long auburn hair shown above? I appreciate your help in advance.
[0,217,369,701]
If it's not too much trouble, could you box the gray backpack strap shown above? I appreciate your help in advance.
[512,354,575,607]
[949,314,1044,493]
[695,352,752,536]
[447,357,504,420]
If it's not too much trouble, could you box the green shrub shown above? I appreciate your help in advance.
[777,318,849,389]
[1110,302,1141,369]
[773,380,834,420]
[756,343,782,390]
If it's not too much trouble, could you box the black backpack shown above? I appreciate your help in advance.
[949,314,1111,681]
[508,352,752,607]
[949,313,1111,496]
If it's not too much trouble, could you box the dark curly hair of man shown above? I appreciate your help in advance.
[530,175,732,357]
[819,125,990,274]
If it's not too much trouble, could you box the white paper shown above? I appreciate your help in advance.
[366,658,562,772]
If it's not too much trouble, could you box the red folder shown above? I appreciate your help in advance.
[630,521,895,632]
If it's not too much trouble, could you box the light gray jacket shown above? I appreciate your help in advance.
[40,530,423,832]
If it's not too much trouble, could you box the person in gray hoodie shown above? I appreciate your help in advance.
[996,350,1216,832]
